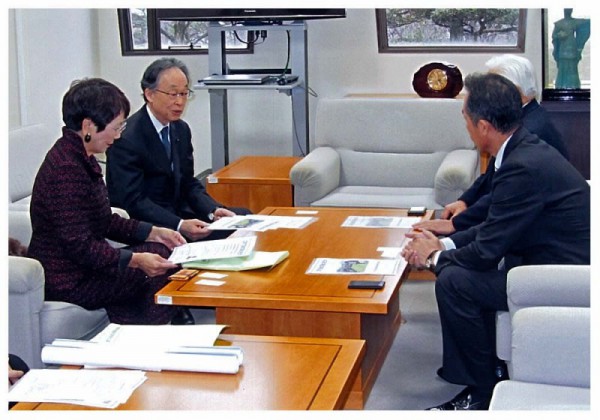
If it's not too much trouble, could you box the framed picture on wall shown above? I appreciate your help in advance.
[542,8,591,101]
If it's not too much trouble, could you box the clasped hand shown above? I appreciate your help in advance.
[401,229,442,269]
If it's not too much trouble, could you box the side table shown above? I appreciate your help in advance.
[206,155,302,213]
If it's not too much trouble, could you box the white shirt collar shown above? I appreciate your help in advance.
[494,134,513,170]
[145,106,168,135]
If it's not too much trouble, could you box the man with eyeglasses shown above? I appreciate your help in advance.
[106,58,250,246]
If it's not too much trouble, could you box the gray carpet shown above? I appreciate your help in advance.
[189,279,463,410]
[364,280,464,410]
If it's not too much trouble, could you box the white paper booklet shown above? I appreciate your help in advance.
[306,258,403,275]
[168,235,256,264]
[8,369,147,408]
[341,216,422,229]
[208,215,316,231]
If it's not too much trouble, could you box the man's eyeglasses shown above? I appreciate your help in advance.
[154,89,195,100]
[115,121,127,134]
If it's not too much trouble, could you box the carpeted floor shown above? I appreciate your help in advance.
[364,280,464,410]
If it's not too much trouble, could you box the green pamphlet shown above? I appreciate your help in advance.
[182,251,289,271]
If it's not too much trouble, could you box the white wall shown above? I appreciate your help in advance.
[9,9,99,133]
[12,8,543,175]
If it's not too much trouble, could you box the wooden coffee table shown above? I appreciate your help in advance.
[157,207,433,408]
[12,334,364,411]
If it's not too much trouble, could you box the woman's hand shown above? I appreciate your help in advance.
[147,227,187,250]
[129,252,178,277]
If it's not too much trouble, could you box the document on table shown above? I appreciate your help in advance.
[208,215,316,231]
[8,369,147,409]
[168,236,256,264]
[183,250,289,271]
[306,258,403,275]
[341,216,422,229]
[40,323,244,374]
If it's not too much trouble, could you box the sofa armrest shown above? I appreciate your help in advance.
[9,256,46,368]
[290,147,341,207]
[8,210,33,246]
[507,265,590,313]
[498,264,590,365]
[511,307,590,387]
[434,149,478,206]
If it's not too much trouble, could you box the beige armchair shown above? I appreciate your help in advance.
[490,265,590,410]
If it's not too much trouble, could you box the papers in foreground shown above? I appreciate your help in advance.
[41,323,243,374]
[8,369,147,409]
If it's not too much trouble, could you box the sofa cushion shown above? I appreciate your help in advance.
[490,381,589,410]
[311,186,441,209]
[315,98,473,152]
[9,124,51,204]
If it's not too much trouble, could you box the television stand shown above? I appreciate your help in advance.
[195,21,309,171]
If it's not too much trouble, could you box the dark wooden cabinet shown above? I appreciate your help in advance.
[541,100,590,179]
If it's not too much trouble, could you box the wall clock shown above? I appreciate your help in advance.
[412,62,463,98]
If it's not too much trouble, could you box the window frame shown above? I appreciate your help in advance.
[376,9,527,53]
[117,9,253,56]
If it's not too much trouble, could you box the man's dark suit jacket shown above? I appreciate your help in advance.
[453,99,568,230]
[106,106,221,230]
[436,126,590,274]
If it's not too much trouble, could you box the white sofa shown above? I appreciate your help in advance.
[290,97,479,210]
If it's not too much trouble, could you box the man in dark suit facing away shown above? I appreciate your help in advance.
[402,72,590,410]
[106,58,249,243]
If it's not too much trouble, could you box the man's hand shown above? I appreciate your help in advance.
[401,229,443,268]
[129,252,178,277]
[213,207,236,220]
[180,219,212,241]
[412,219,456,236]
[147,226,187,250]
[440,200,468,219]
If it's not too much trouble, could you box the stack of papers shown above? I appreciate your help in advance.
[208,215,316,231]
[41,324,244,374]
[8,369,147,409]
[169,234,289,271]
[169,236,256,264]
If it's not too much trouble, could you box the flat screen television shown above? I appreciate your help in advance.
[155,9,346,23]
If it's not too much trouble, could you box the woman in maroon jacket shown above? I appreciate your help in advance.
[28,78,187,324]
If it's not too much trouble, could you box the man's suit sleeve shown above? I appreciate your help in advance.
[451,193,492,231]
[458,161,495,206]
[437,161,543,272]
[176,124,222,221]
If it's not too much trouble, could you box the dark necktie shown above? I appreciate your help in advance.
[160,126,171,161]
